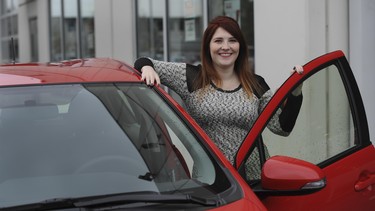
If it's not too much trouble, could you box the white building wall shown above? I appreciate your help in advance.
[18,0,31,62]
[254,0,308,90]
[17,0,49,63]
[37,0,50,62]
[254,0,349,88]
[94,0,136,64]
[255,0,373,145]
[349,0,375,144]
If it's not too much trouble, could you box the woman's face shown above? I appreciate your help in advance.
[209,27,240,71]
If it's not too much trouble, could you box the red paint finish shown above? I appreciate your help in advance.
[261,156,325,190]
[263,145,375,211]
[0,58,140,86]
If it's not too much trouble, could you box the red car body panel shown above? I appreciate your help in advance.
[263,145,375,210]
[0,58,140,86]
[261,156,325,190]
[207,198,265,211]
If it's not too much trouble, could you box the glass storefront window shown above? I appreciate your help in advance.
[0,0,19,63]
[0,0,18,15]
[80,0,95,58]
[1,15,17,37]
[29,17,38,62]
[49,0,95,61]
[167,0,203,64]
[63,0,78,60]
[1,18,8,37]
[136,0,166,60]
[11,14,17,35]
[50,0,63,61]
[1,37,18,63]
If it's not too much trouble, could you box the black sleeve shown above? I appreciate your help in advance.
[279,94,303,132]
[254,75,270,99]
[134,57,154,72]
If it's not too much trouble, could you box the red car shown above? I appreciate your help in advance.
[0,50,373,210]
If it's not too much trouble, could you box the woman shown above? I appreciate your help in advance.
[134,16,303,179]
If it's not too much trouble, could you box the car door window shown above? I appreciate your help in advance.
[244,64,356,181]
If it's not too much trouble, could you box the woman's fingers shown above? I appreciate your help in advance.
[141,66,160,86]
[154,73,160,85]
[291,65,304,75]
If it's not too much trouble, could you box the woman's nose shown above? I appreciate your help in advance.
[221,41,230,50]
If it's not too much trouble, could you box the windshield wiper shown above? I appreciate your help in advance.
[2,192,223,210]
[1,198,77,211]
[75,192,222,208]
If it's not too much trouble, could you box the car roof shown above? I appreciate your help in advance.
[0,58,141,86]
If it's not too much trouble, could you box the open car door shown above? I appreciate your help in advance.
[235,50,375,210]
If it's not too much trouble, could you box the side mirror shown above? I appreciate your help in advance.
[259,155,326,196]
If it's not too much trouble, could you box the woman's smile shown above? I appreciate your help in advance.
[219,52,232,57]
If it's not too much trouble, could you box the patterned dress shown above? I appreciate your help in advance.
[134,58,302,180]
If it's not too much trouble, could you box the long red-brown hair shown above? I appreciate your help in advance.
[195,16,261,97]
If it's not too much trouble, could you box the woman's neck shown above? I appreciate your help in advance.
[215,65,235,79]
[214,67,240,90]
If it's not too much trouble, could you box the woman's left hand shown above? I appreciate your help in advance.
[291,65,304,96]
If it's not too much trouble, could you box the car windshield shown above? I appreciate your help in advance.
[0,83,234,208]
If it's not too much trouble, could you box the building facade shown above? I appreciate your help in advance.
[0,0,374,151]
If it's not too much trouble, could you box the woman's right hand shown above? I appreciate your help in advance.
[291,65,303,96]
[141,66,160,86]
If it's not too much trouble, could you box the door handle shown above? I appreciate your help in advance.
[355,171,375,192]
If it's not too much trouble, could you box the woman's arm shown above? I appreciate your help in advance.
[278,94,303,132]
[134,57,193,99]
[262,65,304,136]
[278,65,304,132]
[134,57,187,87]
